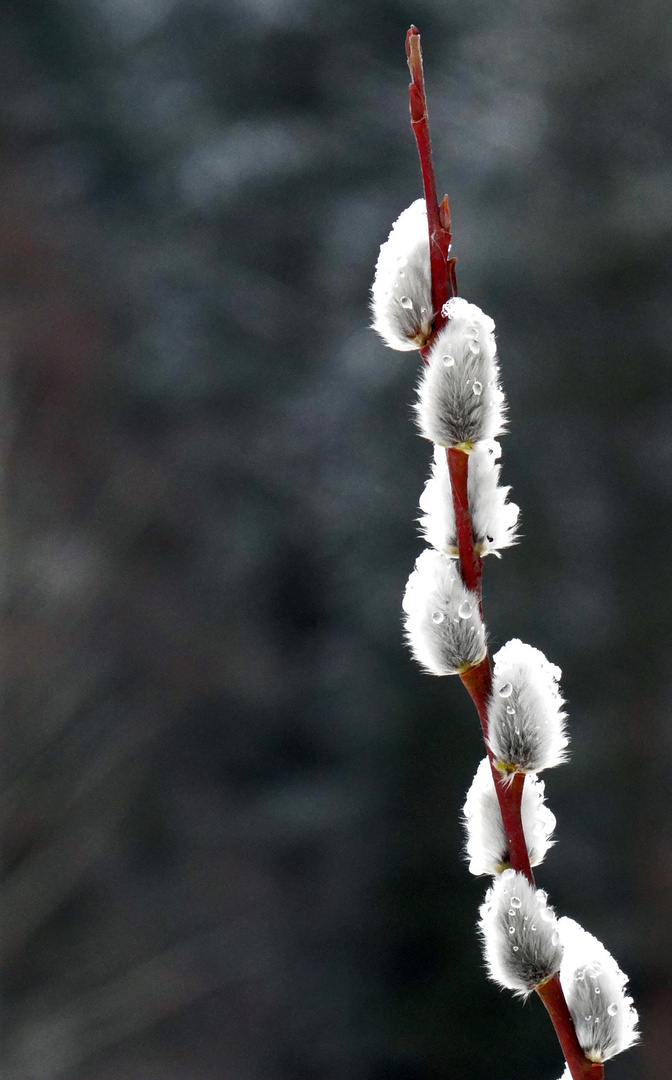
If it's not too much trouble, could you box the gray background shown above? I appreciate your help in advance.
[1,1,670,1078]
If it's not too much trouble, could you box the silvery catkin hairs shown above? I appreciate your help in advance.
[558,918,639,1064]
[369,25,639,1080]
[414,298,506,448]
[463,757,556,877]
[478,870,563,998]
[419,440,519,557]
[402,549,486,675]
[370,199,433,350]
[488,639,569,776]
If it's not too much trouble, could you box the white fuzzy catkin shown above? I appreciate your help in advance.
[558,917,639,1063]
[463,758,556,876]
[402,549,486,675]
[371,199,433,350]
[415,297,506,447]
[479,870,563,997]
[488,639,569,775]
[419,440,519,558]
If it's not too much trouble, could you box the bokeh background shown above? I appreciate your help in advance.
[1,1,671,1077]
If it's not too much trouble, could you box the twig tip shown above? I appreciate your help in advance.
[406,26,422,67]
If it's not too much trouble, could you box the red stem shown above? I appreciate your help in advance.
[446,448,482,598]
[537,976,605,1080]
[458,655,491,742]
[406,26,456,353]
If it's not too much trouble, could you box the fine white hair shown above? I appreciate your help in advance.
[402,549,486,675]
[419,440,519,558]
[558,917,639,1063]
[488,639,569,775]
[371,199,433,350]
[415,298,506,447]
[463,758,556,876]
[479,870,563,997]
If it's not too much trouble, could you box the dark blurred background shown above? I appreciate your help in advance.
[1,1,670,1078]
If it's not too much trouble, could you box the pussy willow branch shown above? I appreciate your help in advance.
[406,27,603,1080]
[407,19,534,906]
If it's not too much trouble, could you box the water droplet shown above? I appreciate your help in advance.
[508,926,515,935]
[501,868,515,879]
[514,727,521,735]
[551,931,560,946]
[540,908,554,923]
[498,682,513,699]
[442,354,455,367]
[510,896,522,909]
[399,271,406,278]
[574,969,585,981]
[594,988,601,994]
[469,341,480,354]
[506,706,515,715]
[431,610,445,624]
[420,306,428,316]
[458,601,472,619]
[508,909,515,917]
[400,296,413,310]
[585,1015,592,1023]
[607,1003,619,1016]
[512,945,519,952]
[530,924,537,931]
[473,380,483,395]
